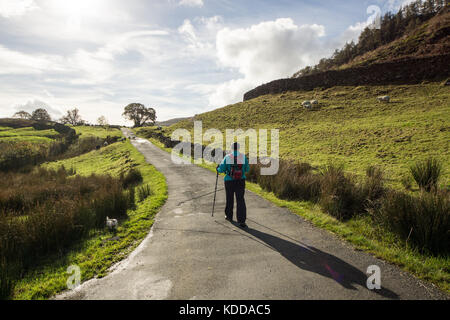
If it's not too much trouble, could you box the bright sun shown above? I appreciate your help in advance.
[48,0,108,32]
[49,0,105,17]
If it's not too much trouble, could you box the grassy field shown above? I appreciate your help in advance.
[166,82,449,190]
[0,125,61,145]
[0,127,59,139]
[73,125,123,139]
[3,127,168,299]
[0,125,62,172]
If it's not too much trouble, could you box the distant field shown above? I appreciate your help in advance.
[0,121,62,146]
[0,135,55,144]
[0,127,59,142]
[0,124,63,172]
[167,82,450,189]
[0,123,122,173]
[0,124,122,142]
[73,125,123,139]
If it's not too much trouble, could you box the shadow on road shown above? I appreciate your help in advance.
[177,188,225,206]
[240,226,399,300]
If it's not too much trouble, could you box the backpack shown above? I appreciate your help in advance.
[229,154,244,180]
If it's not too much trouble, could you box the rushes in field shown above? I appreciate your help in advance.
[410,158,443,192]
[120,168,143,189]
[137,184,152,202]
[375,190,449,255]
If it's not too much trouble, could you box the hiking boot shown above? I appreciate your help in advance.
[239,223,248,229]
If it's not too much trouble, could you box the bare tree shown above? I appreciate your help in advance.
[97,116,109,127]
[13,111,32,119]
[60,108,84,126]
[123,103,156,128]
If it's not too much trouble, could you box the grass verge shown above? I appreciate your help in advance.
[11,141,167,299]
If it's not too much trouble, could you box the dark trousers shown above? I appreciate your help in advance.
[225,179,246,223]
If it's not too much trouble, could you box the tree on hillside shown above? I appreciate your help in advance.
[292,0,447,78]
[31,108,51,122]
[12,111,32,120]
[123,103,156,127]
[60,108,84,126]
[97,116,109,127]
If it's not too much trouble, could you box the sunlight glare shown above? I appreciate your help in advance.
[49,0,106,17]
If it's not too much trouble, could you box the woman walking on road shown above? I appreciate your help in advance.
[217,142,250,228]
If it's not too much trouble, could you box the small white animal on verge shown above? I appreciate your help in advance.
[377,95,390,103]
[106,216,118,230]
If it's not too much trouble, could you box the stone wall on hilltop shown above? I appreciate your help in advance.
[243,54,450,101]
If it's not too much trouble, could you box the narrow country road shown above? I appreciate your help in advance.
[55,129,447,300]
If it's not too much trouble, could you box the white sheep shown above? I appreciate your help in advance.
[377,96,390,103]
[302,100,312,109]
[106,217,118,230]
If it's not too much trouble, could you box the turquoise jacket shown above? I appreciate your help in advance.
[217,151,250,181]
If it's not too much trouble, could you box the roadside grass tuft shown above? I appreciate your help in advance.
[137,184,152,202]
[410,157,443,192]
[121,168,143,189]
[374,190,449,255]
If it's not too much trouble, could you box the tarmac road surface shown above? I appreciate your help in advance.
[54,129,447,300]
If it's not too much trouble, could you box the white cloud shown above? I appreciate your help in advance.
[177,16,221,57]
[13,99,63,119]
[210,18,328,107]
[209,78,254,108]
[338,21,369,45]
[195,15,223,31]
[0,0,38,18]
[179,0,204,8]
[178,19,197,40]
[0,45,67,75]
[383,0,420,12]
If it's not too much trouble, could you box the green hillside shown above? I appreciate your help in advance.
[166,82,450,190]
[0,119,62,144]
[340,9,449,70]
[293,2,449,78]
[72,125,123,139]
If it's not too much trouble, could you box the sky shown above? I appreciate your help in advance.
[0,0,415,125]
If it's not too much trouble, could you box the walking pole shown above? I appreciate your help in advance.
[212,167,219,217]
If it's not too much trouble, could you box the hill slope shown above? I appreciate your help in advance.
[293,4,449,78]
[166,82,450,189]
[339,8,450,70]
[156,117,192,127]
